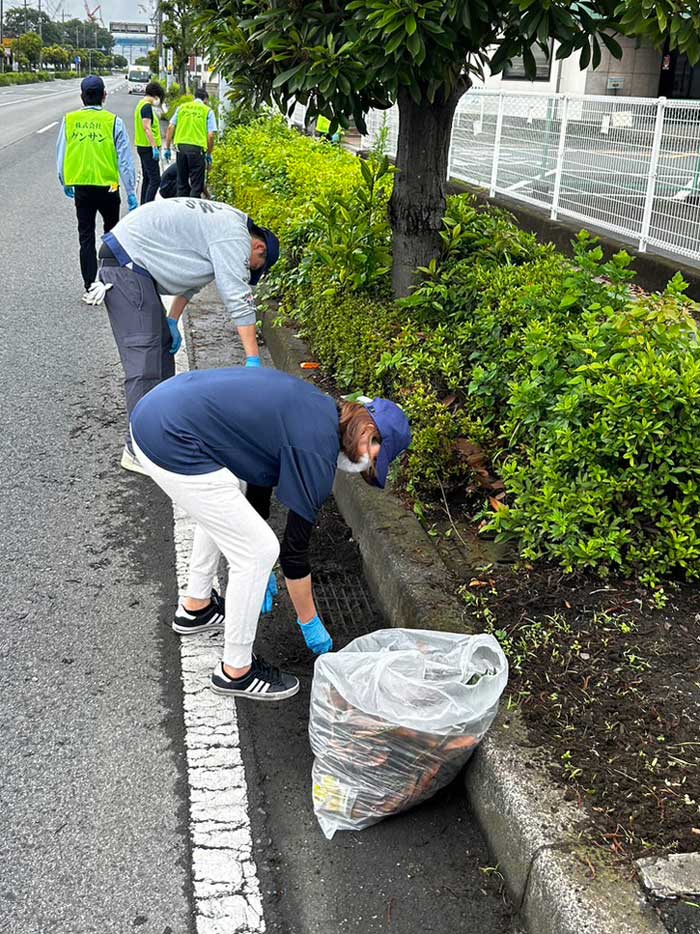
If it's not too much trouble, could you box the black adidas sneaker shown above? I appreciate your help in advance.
[172,589,225,635]
[210,656,300,701]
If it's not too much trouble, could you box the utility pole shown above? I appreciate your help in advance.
[23,0,27,34]
[157,1,164,83]
[37,0,42,71]
[0,0,4,74]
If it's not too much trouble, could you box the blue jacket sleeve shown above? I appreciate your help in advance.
[56,118,67,186]
[113,116,137,197]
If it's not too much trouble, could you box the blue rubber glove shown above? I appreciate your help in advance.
[167,317,181,354]
[127,193,139,212]
[63,185,74,199]
[152,146,161,161]
[260,572,278,615]
[297,615,333,655]
[163,148,172,162]
[245,356,261,368]
[205,153,213,166]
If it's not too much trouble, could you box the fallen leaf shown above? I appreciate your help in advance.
[441,393,457,407]
[489,496,507,512]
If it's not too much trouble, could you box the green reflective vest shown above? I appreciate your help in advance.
[173,101,209,149]
[63,109,119,187]
[134,97,162,148]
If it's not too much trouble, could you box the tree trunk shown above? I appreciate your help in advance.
[389,85,464,298]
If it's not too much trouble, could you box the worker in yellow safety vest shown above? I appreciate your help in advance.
[163,87,217,198]
[134,81,166,204]
[56,75,138,301]
[315,114,342,144]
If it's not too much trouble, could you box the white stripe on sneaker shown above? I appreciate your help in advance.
[247,678,260,692]
[260,683,270,694]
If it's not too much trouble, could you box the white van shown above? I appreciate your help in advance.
[127,69,151,94]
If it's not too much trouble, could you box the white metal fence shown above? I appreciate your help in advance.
[293,92,700,266]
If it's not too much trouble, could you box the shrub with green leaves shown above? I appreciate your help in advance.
[210,115,379,249]
[492,275,700,583]
[211,116,700,583]
[0,71,53,86]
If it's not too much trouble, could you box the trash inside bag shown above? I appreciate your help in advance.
[309,628,508,839]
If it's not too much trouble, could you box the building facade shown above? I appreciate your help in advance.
[478,40,690,100]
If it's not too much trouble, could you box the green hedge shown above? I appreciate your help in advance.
[0,71,53,86]
[0,70,109,87]
[210,116,700,584]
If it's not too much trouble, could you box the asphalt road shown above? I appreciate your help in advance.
[0,81,523,934]
[0,76,125,151]
[0,81,193,933]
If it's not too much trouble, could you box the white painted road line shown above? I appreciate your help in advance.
[172,337,266,934]
[37,121,58,134]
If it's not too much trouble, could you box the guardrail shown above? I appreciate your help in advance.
[293,91,700,266]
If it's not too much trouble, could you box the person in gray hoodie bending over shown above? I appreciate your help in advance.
[83,197,279,474]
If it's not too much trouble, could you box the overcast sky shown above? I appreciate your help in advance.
[62,0,149,26]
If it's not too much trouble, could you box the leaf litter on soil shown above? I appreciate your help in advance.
[454,550,700,862]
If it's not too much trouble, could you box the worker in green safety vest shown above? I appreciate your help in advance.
[134,80,165,204]
[163,87,217,198]
[315,114,342,144]
[56,75,138,301]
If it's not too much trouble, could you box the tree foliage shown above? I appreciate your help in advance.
[616,0,700,65]
[196,0,619,132]
[12,31,42,66]
[194,0,700,295]
[191,0,700,132]
[42,44,70,67]
[161,0,197,88]
[1,7,115,52]
[3,7,62,44]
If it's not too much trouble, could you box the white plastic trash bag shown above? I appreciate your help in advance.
[309,628,508,839]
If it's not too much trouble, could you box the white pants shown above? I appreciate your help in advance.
[133,438,280,668]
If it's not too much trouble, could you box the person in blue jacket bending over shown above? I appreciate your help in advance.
[130,368,411,701]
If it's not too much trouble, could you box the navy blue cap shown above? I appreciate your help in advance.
[364,398,412,488]
[247,217,280,285]
[81,75,105,96]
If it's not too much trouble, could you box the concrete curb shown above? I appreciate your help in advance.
[260,307,667,934]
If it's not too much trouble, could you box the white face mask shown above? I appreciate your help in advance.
[337,451,371,474]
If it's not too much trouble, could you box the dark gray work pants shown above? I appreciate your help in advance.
[100,263,175,453]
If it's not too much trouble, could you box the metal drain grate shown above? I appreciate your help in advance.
[312,571,381,644]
